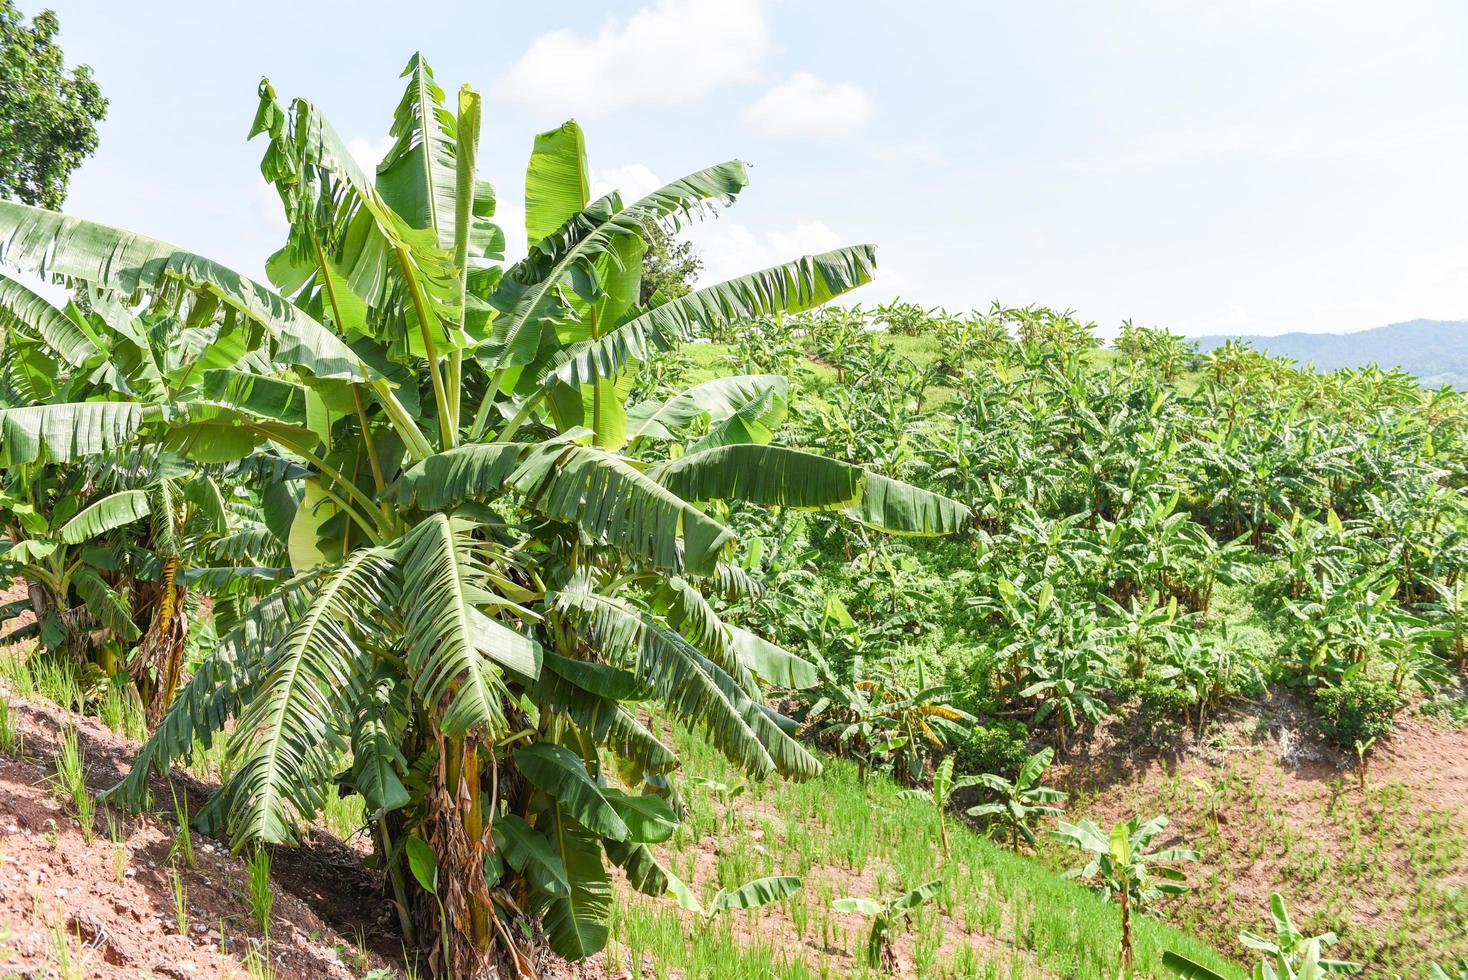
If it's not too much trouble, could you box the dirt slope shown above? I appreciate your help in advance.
[0,695,400,979]
[1048,688,1468,974]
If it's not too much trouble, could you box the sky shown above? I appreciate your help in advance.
[26,0,1468,338]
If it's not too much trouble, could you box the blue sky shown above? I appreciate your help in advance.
[30,0,1468,336]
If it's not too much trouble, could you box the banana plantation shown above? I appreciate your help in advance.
[1,49,1467,980]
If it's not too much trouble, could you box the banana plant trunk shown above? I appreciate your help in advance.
[1119,887,1133,973]
[422,734,493,977]
[416,733,538,980]
[131,560,188,729]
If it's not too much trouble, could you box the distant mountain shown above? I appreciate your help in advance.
[1189,318,1468,388]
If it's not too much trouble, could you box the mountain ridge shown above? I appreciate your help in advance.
[1189,318,1468,387]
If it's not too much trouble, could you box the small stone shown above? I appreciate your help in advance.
[123,867,136,878]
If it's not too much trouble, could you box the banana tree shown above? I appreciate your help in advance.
[1052,814,1199,972]
[0,54,971,977]
[832,879,944,972]
[963,746,1067,850]
[1164,893,1360,979]
[0,276,281,722]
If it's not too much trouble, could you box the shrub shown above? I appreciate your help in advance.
[950,721,1029,781]
[1314,677,1398,748]
[1132,680,1195,740]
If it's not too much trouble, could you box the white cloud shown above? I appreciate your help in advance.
[590,164,664,202]
[684,218,844,286]
[743,72,874,137]
[347,136,393,175]
[498,0,769,117]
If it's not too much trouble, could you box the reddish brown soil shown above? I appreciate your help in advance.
[0,695,402,979]
[1046,688,1468,973]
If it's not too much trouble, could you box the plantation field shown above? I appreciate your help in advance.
[0,648,1241,979]
[4,43,1468,980]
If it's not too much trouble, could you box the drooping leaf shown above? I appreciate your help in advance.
[222,547,395,845]
[535,805,611,961]
[727,625,819,690]
[0,271,99,367]
[656,444,971,536]
[711,875,803,913]
[546,246,875,389]
[513,742,628,841]
[397,442,735,575]
[398,514,510,737]
[0,201,365,381]
[57,489,150,544]
[1159,951,1229,980]
[495,813,571,897]
[555,577,820,781]
[0,401,143,465]
[73,567,139,642]
[600,788,676,844]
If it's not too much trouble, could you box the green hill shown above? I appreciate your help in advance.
[1191,318,1468,387]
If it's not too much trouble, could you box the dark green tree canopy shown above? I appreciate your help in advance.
[0,2,106,208]
[639,221,702,305]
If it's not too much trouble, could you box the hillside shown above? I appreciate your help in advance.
[1191,318,1468,387]
[0,652,1241,979]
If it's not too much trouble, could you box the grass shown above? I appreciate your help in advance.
[604,723,1246,979]
[46,910,86,980]
[0,693,20,755]
[168,786,195,868]
[48,725,94,844]
[320,780,366,840]
[107,812,128,882]
[98,677,146,742]
[168,861,188,935]
[246,846,274,939]
[0,645,37,699]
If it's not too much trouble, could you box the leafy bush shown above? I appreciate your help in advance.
[1131,679,1195,739]
[950,721,1029,781]
[1314,677,1399,748]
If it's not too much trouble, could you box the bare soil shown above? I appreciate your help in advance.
[0,694,402,980]
[1047,687,1468,973]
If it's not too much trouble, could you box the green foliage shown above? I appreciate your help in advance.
[964,746,1067,849]
[832,879,943,969]
[246,847,274,939]
[949,720,1030,782]
[0,2,106,208]
[1314,677,1399,748]
[1054,814,1200,970]
[1133,678,1198,739]
[0,52,966,975]
[47,724,92,843]
[638,221,701,305]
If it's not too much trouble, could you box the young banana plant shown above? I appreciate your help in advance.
[963,746,1067,850]
[832,879,944,972]
[1052,814,1200,972]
